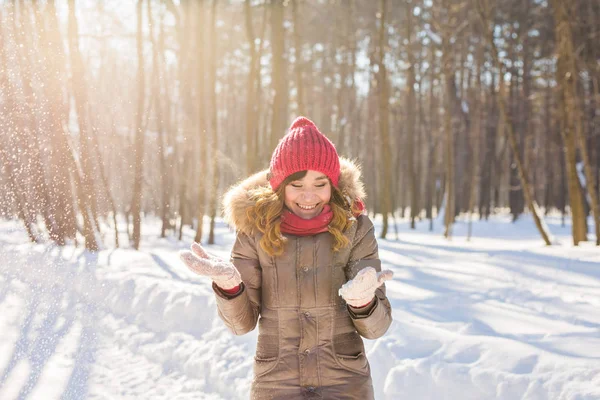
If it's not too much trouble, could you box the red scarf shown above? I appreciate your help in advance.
[280,205,333,236]
[279,199,366,236]
[354,199,366,215]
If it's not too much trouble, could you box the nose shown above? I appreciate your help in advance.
[299,190,317,201]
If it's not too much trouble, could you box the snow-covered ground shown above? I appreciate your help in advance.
[0,214,599,399]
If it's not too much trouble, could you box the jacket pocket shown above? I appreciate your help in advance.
[253,356,278,378]
[333,331,370,376]
[335,351,370,376]
[254,333,279,378]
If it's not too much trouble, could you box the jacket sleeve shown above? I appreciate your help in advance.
[212,232,261,335]
[344,214,393,339]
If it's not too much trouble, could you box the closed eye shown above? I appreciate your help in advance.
[315,184,326,188]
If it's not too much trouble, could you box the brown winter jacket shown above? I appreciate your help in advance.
[214,158,393,399]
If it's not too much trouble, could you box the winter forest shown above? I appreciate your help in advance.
[1,0,600,399]
[0,0,598,249]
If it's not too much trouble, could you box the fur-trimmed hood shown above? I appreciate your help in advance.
[222,157,366,234]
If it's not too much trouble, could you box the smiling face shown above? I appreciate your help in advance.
[283,170,332,220]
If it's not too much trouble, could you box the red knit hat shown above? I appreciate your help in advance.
[268,116,340,191]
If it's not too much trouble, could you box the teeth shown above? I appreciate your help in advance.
[298,204,317,210]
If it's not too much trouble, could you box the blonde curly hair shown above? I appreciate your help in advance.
[244,170,363,257]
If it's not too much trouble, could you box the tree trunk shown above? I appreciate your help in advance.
[178,153,190,241]
[467,41,483,241]
[406,1,418,229]
[244,0,257,175]
[208,0,220,245]
[292,0,305,117]
[269,0,287,149]
[176,0,193,241]
[67,1,102,238]
[543,65,554,213]
[377,0,392,238]
[194,1,207,243]
[152,4,169,239]
[551,0,600,245]
[131,0,146,250]
[441,13,455,239]
[507,6,525,221]
[425,45,437,229]
[243,0,268,176]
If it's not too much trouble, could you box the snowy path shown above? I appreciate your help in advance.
[1,215,600,399]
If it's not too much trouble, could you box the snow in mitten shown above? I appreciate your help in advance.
[179,242,242,290]
[338,267,393,307]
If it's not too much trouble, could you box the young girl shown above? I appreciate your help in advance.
[180,117,393,399]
